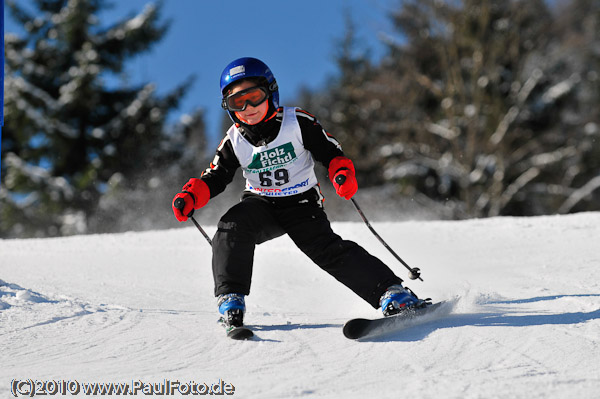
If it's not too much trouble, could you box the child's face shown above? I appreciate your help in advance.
[230,80,269,125]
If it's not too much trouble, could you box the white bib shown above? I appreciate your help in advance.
[227,107,318,197]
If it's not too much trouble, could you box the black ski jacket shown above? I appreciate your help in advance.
[200,107,344,199]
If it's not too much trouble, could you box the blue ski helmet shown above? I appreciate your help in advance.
[220,57,279,109]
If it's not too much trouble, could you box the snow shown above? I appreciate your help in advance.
[1,212,599,398]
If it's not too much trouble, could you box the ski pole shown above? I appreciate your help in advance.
[173,198,213,246]
[335,175,423,281]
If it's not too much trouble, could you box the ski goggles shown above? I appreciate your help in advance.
[222,86,269,112]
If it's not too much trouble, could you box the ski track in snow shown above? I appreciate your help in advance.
[1,213,599,398]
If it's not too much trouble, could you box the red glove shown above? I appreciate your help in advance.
[172,178,210,222]
[329,156,358,200]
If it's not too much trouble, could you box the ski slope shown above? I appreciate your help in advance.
[1,213,599,398]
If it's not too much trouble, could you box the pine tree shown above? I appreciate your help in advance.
[299,0,599,218]
[1,0,205,237]
[299,13,380,182]
[371,0,599,217]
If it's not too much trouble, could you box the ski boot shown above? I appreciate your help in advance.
[380,284,425,317]
[217,293,246,328]
[217,293,253,340]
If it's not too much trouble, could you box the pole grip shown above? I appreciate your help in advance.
[174,196,195,218]
[173,197,185,210]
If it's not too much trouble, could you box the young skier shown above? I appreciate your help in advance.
[172,57,424,329]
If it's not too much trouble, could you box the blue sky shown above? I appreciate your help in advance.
[4,0,398,145]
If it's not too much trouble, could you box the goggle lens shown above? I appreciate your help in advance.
[223,87,268,111]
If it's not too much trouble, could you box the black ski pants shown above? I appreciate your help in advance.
[211,189,402,309]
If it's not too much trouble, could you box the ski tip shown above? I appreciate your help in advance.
[342,318,369,340]
[227,327,254,340]
[343,301,447,340]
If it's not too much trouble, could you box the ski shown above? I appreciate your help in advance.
[343,301,445,340]
[218,317,254,340]
[226,326,254,340]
